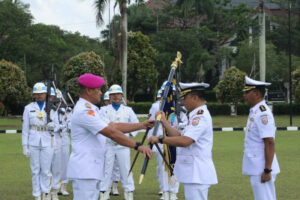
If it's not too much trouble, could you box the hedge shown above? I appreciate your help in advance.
[128,102,300,115]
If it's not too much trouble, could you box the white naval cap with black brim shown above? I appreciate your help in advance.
[243,76,271,92]
[179,82,210,98]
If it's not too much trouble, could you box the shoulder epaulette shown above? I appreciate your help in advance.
[197,109,204,115]
[259,105,266,112]
[85,103,92,109]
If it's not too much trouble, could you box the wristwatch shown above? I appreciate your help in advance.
[158,135,164,144]
[264,168,272,174]
[134,142,142,150]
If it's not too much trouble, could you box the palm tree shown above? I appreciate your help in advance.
[93,0,143,101]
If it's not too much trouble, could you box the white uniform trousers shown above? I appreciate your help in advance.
[51,142,62,189]
[154,149,164,191]
[60,144,70,184]
[72,179,100,200]
[183,183,210,200]
[112,157,120,182]
[100,145,134,192]
[29,145,54,197]
[249,174,277,200]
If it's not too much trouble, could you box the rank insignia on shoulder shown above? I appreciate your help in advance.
[197,110,204,115]
[259,105,266,112]
[87,110,95,117]
[85,103,92,109]
[261,115,268,125]
[192,117,201,126]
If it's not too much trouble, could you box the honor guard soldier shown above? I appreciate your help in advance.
[149,82,218,200]
[242,76,280,200]
[100,84,140,200]
[99,91,121,196]
[148,90,164,197]
[22,82,54,200]
[54,89,72,196]
[66,74,153,200]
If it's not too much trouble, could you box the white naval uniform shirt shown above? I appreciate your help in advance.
[174,105,218,185]
[22,102,52,147]
[67,98,108,180]
[102,104,139,146]
[242,100,280,175]
[148,101,163,139]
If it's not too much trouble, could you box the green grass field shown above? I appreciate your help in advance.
[1,115,299,130]
[0,130,299,200]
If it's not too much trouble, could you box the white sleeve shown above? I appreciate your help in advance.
[184,115,207,142]
[22,106,29,146]
[78,109,108,136]
[257,112,276,139]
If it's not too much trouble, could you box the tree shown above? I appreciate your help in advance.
[127,31,158,100]
[0,0,32,63]
[61,51,107,101]
[93,0,144,101]
[0,59,31,115]
[215,67,246,114]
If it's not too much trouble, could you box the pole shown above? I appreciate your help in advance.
[288,0,293,125]
[259,0,266,82]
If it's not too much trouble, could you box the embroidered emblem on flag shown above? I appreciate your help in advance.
[87,110,95,116]
[192,117,200,126]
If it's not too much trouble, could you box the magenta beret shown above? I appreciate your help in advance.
[78,73,106,88]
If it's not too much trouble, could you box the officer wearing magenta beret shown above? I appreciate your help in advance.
[66,73,154,200]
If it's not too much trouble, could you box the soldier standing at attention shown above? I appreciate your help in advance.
[22,82,54,200]
[242,76,280,200]
[66,73,153,200]
[99,84,140,200]
[148,82,218,200]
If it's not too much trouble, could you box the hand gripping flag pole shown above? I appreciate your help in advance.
[139,52,182,184]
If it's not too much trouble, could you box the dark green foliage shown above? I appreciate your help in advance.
[205,90,217,102]
[128,102,152,114]
[207,103,231,115]
[292,67,300,102]
[127,31,158,101]
[0,59,31,115]
[215,67,246,104]
[272,103,300,115]
[61,52,107,101]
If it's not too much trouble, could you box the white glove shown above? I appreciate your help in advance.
[47,122,56,132]
[23,145,30,157]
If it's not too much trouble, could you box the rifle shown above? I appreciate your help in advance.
[45,65,55,147]
[139,52,182,184]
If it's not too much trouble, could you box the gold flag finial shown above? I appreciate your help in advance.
[171,51,183,69]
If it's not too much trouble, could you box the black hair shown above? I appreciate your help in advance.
[79,83,86,95]
[255,86,265,98]
[189,90,205,101]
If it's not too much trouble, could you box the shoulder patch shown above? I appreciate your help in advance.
[85,103,92,109]
[259,105,266,112]
[87,110,95,117]
[197,109,204,115]
[260,115,268,125]
[192,117,201,126]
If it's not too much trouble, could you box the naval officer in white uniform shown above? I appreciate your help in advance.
[66,73,153,200]
[243,76,280,200]
[149,82,218,200]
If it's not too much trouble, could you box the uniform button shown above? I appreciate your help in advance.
[253,154,256,157]
[94,160,96,162]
